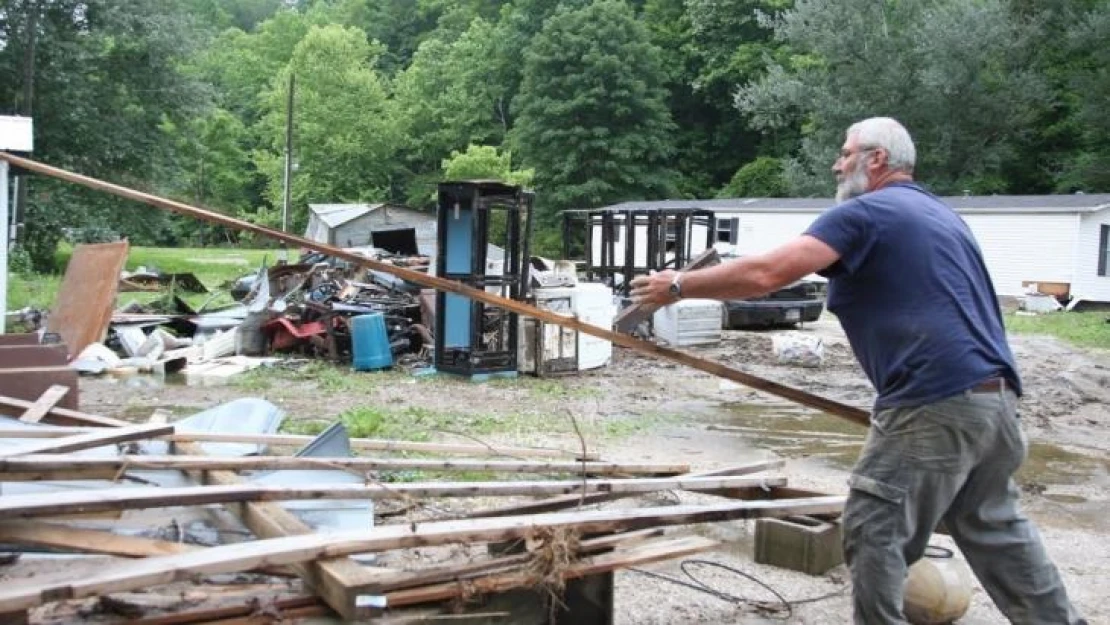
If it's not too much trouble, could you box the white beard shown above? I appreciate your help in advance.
[835,162,869,203]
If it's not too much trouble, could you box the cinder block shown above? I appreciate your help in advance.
[754,515,843,575]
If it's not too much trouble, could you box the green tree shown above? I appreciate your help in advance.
[511,1,676,222]
[1055,2,1110,191]
[0,0,209,268]
[737,0,1050,196]
[253,24,401,232]
[717,156,788,198]
[645,0,792,196]
[393,18,507,207]
[442,144,534,188]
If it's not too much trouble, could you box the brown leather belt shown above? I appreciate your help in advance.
[970,377,1008,393]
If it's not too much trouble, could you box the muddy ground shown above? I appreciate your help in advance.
[66,317,1110,623]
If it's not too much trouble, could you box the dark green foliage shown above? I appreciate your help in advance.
[718,157,788,198]
[0,0,1108,269]
[511,1,677,223]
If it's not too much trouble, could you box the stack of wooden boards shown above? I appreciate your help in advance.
[0,392,844,623]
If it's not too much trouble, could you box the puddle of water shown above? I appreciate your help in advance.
[707,402,1110,486]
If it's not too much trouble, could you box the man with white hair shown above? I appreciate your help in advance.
[630,117,1085,624]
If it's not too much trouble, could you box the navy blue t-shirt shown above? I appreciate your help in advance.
[804,182,1021,410]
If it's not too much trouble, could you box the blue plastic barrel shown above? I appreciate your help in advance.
[351,313,393,371]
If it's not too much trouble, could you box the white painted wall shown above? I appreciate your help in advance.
[1072,207,1110,302]
[588,220,710,268]
[962,214,1078,297]
[713,211,821,256]
[587,208,1110,302]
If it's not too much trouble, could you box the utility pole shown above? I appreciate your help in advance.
[279,72,295,263]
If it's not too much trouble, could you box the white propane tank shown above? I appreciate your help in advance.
[903,547,974,625]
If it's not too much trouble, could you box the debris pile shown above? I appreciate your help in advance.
[57,243,437,384]
[0,393,844,622]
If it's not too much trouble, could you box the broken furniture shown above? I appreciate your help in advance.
[433,181,533,378]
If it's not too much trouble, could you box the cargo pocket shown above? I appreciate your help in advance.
[843,473,907,552]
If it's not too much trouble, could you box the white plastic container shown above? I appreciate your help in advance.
[653,299,723,346]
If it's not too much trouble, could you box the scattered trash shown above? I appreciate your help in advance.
[772,333,825,368]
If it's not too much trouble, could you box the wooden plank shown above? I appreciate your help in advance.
[0,522,196,558]
[469,459,787,519]
[0,345,68,369]
[46,240,130,359]
[0,428,588,459]
[612,247,721,333]
[0,395,129,427]
[0,151,869,427]
[0,424,173,459]
[383,535,719,608]
[172,441,389,621]
[0,495,845,611]
[0,455,686,476]
[0,476,788,519]
[368,529,665,595]
[0,334,40,347]
[0,522,292,576]
[18,386,70,423]
[0,368,78,411]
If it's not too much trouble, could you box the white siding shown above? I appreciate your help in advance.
[712,210,1091,299]
[1072,207,1110,302]
[713,211,821,256]
[962,214,1078,297]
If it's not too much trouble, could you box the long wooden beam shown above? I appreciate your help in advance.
[0,522,292,576]
[172,441,386,621]
[383,535,719,609]
[0,455,685,476]
[0,495,845,611]
[0,476,787,519]
[468,459,786,518]
[0,394,130,428]
[0,424,173,459]
[0,152,870,427]
[0,428,590,459]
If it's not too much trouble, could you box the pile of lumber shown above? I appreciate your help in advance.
[0,394,845,623]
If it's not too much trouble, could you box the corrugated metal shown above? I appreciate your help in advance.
[962,214,1078,297]
[1073,208,1110,301]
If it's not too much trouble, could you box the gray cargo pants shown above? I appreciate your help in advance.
[842,386,1084,624]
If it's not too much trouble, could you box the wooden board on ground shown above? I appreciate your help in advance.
[0,496,844,611]
[0,476,788,519]
[46,240,130,359]
[18,386,70,423]
[0,424,173,460]
[0,368,79,411]
[0,455,687,476]
[173,441,392,621]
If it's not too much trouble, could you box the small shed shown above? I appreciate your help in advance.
[594,194,1110,303]
[305,203,436,254]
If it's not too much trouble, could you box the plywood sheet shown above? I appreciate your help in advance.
[46,241,129,358]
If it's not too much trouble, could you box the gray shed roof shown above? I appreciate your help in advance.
[308,203,388,228]
[593,194,1110,215]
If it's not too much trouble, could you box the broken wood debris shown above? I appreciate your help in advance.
[0,396,844,621]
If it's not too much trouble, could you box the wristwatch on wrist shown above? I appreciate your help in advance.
[668,272,684,300]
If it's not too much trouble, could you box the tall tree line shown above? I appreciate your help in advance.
[0,0,1106,267]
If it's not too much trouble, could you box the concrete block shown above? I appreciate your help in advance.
[754,515,843,575]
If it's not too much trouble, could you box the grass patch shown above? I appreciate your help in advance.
[9,245,274,312]
[231,362,406,394]
[1004,311,1110,349]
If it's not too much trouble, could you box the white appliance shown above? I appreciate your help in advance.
[652,298,723,346]
[519,283,617,374]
